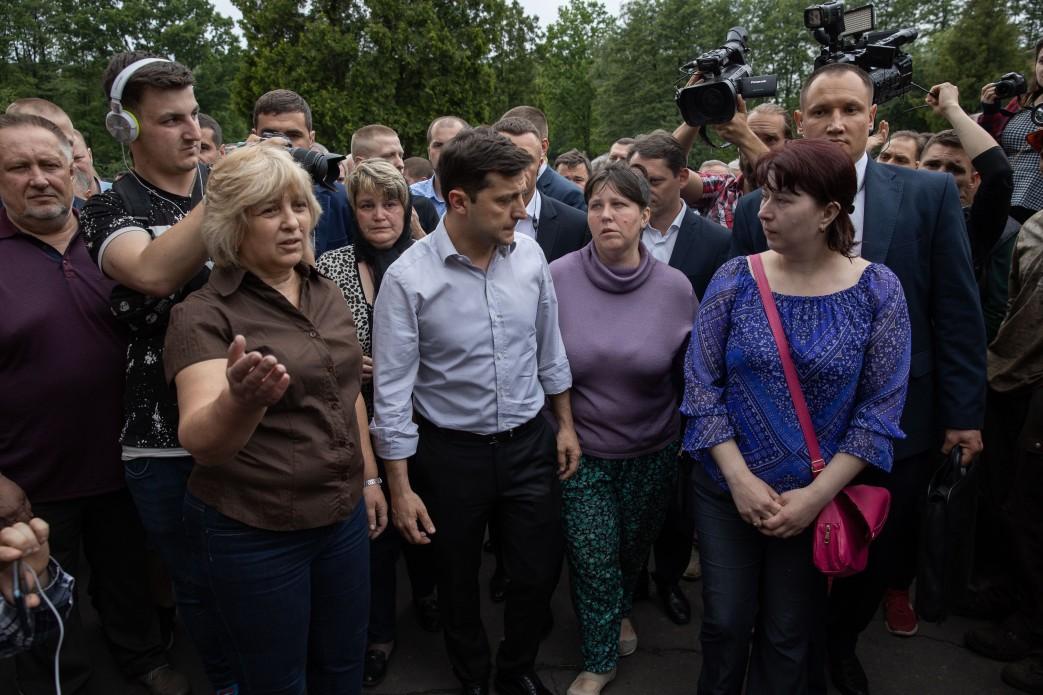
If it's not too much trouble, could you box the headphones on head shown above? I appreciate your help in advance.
[105,57,172,144]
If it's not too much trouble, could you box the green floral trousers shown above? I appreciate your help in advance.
[561,441,679,673]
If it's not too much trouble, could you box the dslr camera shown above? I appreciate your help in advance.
[992,72,1027,100]
[675,27,778,126]
[805,2,918,105]
[231,130,345,190]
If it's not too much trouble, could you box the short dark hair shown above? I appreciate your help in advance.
[426,116,470,145]
[922,129,963,157]
[253,89,312,131]
[584,162,650,208]
[613,137,635,147]
[749,103,795,140]
[555,149,591,175]
[351,124,399,158]
[627,130,687,176]
[0,113,72,160]
[887,129,924,158]
[799,63,874,109]
[491,116,542,141]
[403,156,433,180]
[101,52,194,112]
[197,113,222,146]
[754,139,857,257]
[501,105,548,139]
[437,127,532,203]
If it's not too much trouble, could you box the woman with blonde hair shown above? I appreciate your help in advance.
[165,143,387,695]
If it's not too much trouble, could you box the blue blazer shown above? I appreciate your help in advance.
[730,158,987,459]
[536,193,590,263]
[538,166,587,211]
[670,207,731,301]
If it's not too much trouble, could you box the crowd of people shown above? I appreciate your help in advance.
[0,36,1041,695]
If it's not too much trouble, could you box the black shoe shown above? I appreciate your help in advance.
[829,652,869,695]
[657,582,691,625]
[1003,656,1043,694]
[493,671,552,695]
[414,593,442,632]
[363,649,391,688]
[965,616,1038,662]
[460,684,489,695]
[490,572,509,603]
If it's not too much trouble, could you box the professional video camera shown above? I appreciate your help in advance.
[675,27,778,127]
[230,130,345,190]
[804,2,918,105]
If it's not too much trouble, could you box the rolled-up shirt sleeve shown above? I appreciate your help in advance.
[371,271,422,460]
[837,267,911,472]
[535,259,572,396]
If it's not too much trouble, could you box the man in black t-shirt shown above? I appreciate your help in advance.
[79,51,237,695]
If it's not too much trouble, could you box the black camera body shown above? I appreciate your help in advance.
[676,27,778,127]
[993,72,1027,100]
[257,130,345,191]
[805,2,918,106]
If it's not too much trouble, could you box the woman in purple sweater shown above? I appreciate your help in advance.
[550,165,696,695]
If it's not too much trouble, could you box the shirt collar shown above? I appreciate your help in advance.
[526,190,542,222]
[432,218,516,263]
[0,207,79,240]
[210,261,318,297]
[648,200,687,238]
[854,152,869,193]
[538,161,548,179]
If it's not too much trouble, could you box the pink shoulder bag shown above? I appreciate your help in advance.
[749,253,890,577]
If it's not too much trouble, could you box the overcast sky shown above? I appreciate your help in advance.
[211,0,623,29]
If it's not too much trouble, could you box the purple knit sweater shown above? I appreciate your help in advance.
[550,243,697,459]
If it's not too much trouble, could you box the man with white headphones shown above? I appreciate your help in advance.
[79,52,237,695]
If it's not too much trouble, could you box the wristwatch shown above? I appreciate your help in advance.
[364,477,383,488]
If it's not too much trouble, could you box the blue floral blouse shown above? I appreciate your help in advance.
[681,256,911,492]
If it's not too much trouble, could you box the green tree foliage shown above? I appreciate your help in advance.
[1,0,243,176]
[232,0,540,156]
[536,0,615,156]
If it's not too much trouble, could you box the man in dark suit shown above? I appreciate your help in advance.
[502,105,587,211]
[494,118,589,263]
[627,130,730,625]
[730,63,986,695]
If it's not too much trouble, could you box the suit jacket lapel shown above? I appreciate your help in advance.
[668,209,696,270]
[535,192,557,260]
[861,158,902,263]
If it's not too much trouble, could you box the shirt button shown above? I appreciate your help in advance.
[308,330,317,338]
[331,400,340,410]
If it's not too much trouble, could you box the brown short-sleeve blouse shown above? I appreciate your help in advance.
[164,263,364,531]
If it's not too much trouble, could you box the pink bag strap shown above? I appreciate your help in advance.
[748,253,826,477]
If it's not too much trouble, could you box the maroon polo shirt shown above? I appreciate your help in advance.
[0,208,127,503]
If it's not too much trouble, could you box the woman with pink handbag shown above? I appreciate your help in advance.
[681,138,911,694]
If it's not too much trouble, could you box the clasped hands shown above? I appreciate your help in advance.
[729,472,827,539]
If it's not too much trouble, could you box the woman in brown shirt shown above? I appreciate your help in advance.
[164,144,387,695]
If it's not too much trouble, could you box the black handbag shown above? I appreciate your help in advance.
[916,445,979,622]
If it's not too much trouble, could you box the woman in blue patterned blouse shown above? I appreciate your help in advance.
[681,138,911,694]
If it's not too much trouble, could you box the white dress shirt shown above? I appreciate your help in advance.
[641,200,687,264]
[515,190,543,240]
[850,152,869,256]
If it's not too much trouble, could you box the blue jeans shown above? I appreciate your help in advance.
[692,465,826,695]
[123,456,239,690]
[184,492,370,695]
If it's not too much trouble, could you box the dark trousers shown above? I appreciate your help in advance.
[825,450,934,655]
[369,464,438,644]
[692,465,826,695]
[14,488,167,695]
[124,456,238,688]
[652,457,695,587]
[184,493,370,695]
[1002,388,1043,635]
[411,416,563,685]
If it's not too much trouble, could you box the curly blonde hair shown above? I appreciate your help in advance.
[202,143,322,268]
